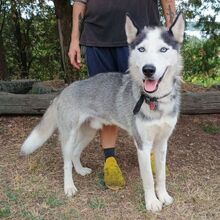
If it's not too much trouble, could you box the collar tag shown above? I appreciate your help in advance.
[149,101,157,110]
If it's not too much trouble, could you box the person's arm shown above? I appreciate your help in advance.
[160,0,176,28]
[68,1,87,69]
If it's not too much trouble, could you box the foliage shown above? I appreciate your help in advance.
[1,0,63,80]
[178,0,220,38]
[0,0,219,86]
[182,36,220,87]
[178,0,220,87]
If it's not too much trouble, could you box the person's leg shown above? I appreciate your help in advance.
[85,46,125,189]
[85,46,116,76]
[114,46,129,73]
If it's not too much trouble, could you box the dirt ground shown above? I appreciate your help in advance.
[0,114,219,220]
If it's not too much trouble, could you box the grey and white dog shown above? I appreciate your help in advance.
[21,14,185,212]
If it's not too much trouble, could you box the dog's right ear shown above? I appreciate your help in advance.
[125,14,138,44]
[169,13,185,43]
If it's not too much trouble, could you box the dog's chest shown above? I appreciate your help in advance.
[135,114,177,143]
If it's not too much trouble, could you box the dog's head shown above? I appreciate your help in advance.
[125,13,185,94]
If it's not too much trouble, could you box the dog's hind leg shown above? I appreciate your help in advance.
[60,129,78,197]
[72,123,97,176]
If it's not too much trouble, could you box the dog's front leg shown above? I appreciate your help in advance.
[137,145,163,212]
[153,139,173,206]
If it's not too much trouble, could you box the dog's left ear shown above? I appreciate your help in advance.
[169,13,185,43]
[125,14,138,44]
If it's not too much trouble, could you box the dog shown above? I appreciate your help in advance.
[21,13,185,212]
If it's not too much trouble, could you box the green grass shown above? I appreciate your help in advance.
[0,205,11,218]
[46,196,64,208]
[20,210,35,219]
[88,198,106,210]
[96,172,107,190]
[5,190,18,202]
[0,125,4,135]
[203,124,220,135]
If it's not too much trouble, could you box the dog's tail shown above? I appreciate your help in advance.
[20,97,58,156]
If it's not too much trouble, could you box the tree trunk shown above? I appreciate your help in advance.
[0,1,8,80]
[53,0,79,83]
[11,1,28,78]
[0,32,8,80]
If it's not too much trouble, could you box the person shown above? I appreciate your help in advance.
[68,0,176,190]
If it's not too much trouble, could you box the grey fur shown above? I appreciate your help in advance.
[130,30,147,49]
[21,14,185,212]
[161,31,179,50]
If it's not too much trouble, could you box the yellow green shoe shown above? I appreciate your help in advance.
[104,157,125,190]
[151,153,169,176]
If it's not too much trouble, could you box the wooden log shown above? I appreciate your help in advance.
[0,92,57,115]
[181,91,220,114]
[0,91,219,115]
[0,80,36,94]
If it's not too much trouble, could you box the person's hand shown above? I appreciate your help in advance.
[68,40,81,70]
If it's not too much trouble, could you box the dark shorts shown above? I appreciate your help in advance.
[85,46,129,77]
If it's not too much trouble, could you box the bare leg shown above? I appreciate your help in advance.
[100,125,118,148]
[100,125,125,189]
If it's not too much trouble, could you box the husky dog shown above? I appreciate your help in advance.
[21,14,185,212]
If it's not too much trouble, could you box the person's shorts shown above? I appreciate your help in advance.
[85,46,129,77]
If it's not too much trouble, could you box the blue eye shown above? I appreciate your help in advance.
[138,47,145,52]
[160,47,169,53]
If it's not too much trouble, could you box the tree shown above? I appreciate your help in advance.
[53,0,79,83]
[0,0,8,80]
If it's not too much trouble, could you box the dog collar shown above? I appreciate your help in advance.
[133,91,172,115]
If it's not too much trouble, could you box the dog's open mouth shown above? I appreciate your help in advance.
[144,80,159,93]
[143,67,168,93]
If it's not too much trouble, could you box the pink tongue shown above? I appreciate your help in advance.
[144,80,158,92]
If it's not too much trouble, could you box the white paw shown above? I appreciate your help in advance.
[157,191,174,206]
[64,184,78,197]
[76,167,92,176]
[145,196,163,212]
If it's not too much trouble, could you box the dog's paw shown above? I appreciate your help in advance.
[64,184,78,197]
[76,167,92,176]
[145,196,163,212]
[157,191,174,206]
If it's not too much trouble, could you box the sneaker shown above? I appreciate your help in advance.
[104,157,125,190]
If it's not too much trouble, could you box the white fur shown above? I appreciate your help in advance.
[135,116,176,211]
[21,130,44,155]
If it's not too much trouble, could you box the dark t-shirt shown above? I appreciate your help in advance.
[80,0,161,47]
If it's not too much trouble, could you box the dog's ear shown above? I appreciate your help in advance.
[169,13,185,43]
[125,14,138,44]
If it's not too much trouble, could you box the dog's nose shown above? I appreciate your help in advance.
[142,65,156,78]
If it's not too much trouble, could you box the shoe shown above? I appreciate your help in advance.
[104,157,125,190]
[151,153,169,176]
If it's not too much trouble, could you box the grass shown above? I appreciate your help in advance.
[0,205,11,218]
[96,172,107,190]
[88,198,106,210]
[202,124,220,135]
[46,196,64,208]
[0,115,219,219]
[20,210,32,218]
[5,190,18,202]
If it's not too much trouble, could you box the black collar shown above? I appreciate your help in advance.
[133,91,172,115]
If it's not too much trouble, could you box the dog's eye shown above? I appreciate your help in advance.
[138,47,145,52]
[160,47,169,53]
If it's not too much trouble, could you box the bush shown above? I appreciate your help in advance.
[182,36,220,87]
